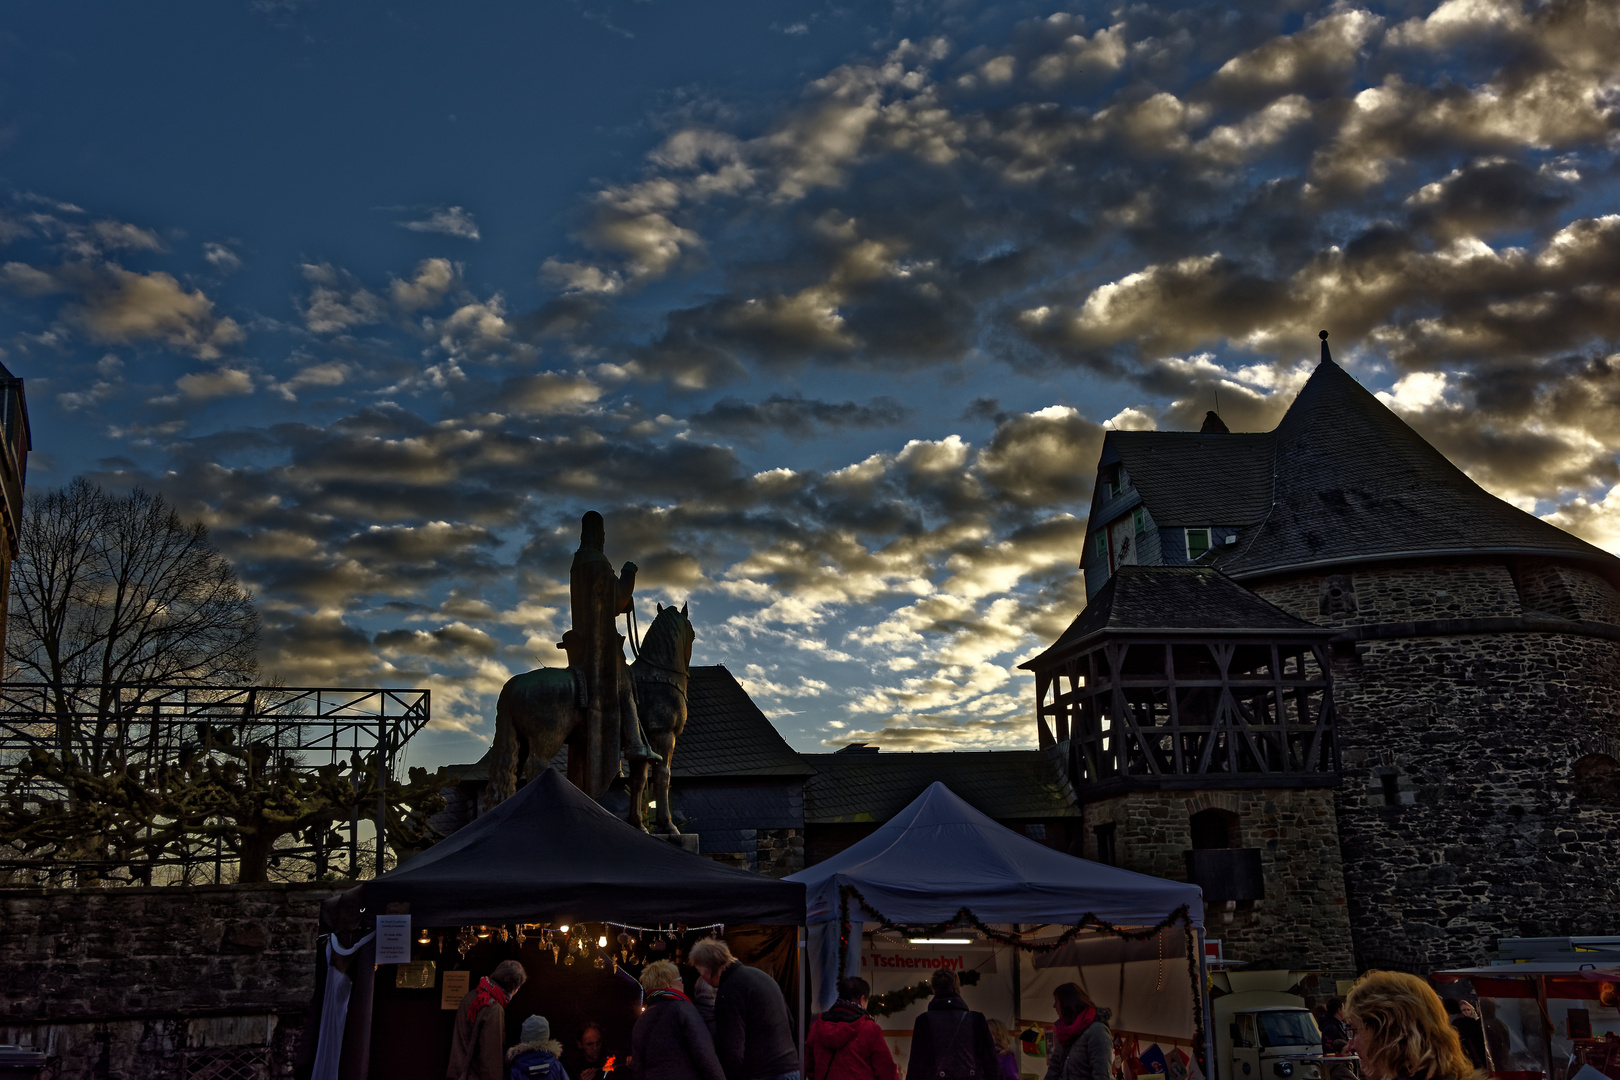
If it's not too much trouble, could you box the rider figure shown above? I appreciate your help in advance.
[562,511,659,797]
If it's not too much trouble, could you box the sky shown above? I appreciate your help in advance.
[4,0,1620,768]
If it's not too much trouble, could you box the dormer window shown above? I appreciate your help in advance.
[1186,528,1211,559]
[1101,464,1126,500]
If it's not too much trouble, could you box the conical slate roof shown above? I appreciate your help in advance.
[1212,345,1615,578]
[1022,564,1326,669]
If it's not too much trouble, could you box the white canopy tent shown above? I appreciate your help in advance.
[787,782,1207,1077]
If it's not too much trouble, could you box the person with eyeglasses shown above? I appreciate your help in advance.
[1343,972,1482,1080]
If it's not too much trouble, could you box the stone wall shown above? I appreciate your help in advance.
[1251,561,1620,973]
[1516,560,1620,624]
[0,882,338,1080]
[1255,559,1524,628]
[755,827,805,878]
[1081,787,1355,978]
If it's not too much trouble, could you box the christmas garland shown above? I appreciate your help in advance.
[834,884,1206,1070]
[866,971,981,1017]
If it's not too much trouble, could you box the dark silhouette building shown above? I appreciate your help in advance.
[1028,337,1620,974]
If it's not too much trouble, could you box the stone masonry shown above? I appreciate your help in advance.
[1251,557,1620,973]
[0,882,339,1080]
[754,827,805,878]
[1082,787,1355,977]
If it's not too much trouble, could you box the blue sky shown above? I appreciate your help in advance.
[5,0,1620,769]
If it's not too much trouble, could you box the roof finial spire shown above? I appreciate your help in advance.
[1319,329,1333,366]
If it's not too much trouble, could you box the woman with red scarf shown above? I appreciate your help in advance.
[1043,985,1111,1080]
[631,961,726,1080]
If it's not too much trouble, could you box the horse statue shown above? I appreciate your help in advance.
[479,602,694,831]
[626,602,695,835]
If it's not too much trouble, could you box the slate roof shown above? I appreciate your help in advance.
[1023,564,1327,668]
[673,665,815,778]
[1210,350,1618,578]
[1105,432,1274,528]
[802,750,1079,823]
[1098,341,1619,580]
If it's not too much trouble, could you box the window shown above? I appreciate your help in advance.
[1133,507,1146,535]
[1093,532,1109,561]
[1190,808,1238,849]
[1100,465,1122,499]
[1186,528,1211,559]
[1259,1012,1321,1048]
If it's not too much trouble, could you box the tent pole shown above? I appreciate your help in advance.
[797,925,808,1070]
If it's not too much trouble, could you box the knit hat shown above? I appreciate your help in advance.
[521,1015,551,1043]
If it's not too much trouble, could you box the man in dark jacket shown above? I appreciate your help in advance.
[690,938,800,1080]
[805,977,898,1080]
[906,969,999,1080]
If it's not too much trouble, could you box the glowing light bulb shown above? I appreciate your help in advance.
[559,924,571,933]
[598,935,608,948]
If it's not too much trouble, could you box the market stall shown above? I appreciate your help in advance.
[1433,963,1620,1080]
[313,768,806,1080]
[787,782,1206,1080]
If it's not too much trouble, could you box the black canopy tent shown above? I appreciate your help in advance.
[315,769,806,1079]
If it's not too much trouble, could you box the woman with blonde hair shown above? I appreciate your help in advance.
[986,1020,1020,1080]
[631,960,725,1080]
[1344,972,1481,1080]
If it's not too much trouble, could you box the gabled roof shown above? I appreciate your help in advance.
[1023,564,1326,669]
[1212,348,1617,579]
[673,665,814,778]
[801,749,1079,822]
[1105,431,1274,528]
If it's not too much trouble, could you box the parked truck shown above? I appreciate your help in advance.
[1211,971,1349,1080]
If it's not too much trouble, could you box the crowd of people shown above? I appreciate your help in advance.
[446,947,1494,1080]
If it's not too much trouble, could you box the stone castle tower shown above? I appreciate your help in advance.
[1027,338,1620,975]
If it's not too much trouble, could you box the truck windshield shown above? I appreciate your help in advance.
[1259,1012,1320,1048]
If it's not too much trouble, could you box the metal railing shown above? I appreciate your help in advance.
[0,682,431,887]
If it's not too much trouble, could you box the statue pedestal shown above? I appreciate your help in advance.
[661,833,700,855]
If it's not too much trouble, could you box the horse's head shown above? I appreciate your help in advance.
[650,601,695,669]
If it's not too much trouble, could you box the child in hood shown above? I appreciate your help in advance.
[806,977,899,1080]
[509,1015,571,1080]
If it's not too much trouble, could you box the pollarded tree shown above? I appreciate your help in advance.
[7,478,260,767]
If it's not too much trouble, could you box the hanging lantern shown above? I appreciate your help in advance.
[564,954,576,967]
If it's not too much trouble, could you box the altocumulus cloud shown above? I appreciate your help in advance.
[14,0,1620,756]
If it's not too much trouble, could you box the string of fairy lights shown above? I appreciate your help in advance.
[410,921,727,970]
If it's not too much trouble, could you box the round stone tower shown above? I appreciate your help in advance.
[1054,336,1620,974]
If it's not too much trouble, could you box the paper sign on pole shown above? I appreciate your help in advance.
[442,970,472,1010]
[375,914,412,964]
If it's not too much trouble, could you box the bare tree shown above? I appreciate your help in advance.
[8,478,260,767]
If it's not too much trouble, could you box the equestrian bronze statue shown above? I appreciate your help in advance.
[479,511,693,832]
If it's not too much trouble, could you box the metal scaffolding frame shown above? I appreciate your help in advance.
[0,682,431,886]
